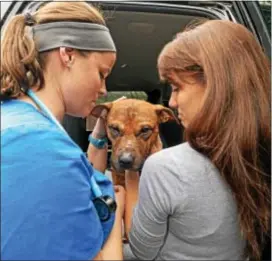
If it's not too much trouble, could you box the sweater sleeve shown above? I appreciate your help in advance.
[128,153,188,260]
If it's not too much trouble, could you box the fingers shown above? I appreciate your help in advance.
[99,109,108,119]
[114,185,125,194]
[114,185,126,215]
[113,96,127,103]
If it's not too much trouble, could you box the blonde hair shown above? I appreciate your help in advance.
[1,1,105,99]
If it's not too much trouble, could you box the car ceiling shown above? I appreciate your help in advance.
[103,9,208,92]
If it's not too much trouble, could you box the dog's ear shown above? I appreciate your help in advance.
[91,102,112,119]
[154,105,179,124]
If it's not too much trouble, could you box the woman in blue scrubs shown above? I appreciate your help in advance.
[1,1,125,260]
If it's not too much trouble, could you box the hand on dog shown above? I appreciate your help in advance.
[92,96,126,139]
[91,111,108,139]
[114,185,126,216]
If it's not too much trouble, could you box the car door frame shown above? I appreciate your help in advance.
[232,1,271,59]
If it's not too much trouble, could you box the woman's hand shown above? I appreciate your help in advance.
[91,110,108,139]
[96,185,125,261]
[114,185,126,217]
[91,96,126,139]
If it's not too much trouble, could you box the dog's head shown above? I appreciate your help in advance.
[91,99,177,172]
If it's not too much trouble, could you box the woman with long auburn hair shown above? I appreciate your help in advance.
[124,20,270,260]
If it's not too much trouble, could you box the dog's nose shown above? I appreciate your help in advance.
[119,153,134,169]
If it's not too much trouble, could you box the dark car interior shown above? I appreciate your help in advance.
[61,2,215,154]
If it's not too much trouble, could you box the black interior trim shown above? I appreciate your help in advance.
[97,1,221,19]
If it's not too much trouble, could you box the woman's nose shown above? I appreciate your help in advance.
[168,93,177,109]
[99,83,107,97]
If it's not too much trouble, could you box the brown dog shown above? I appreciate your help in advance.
[91,99,177,187]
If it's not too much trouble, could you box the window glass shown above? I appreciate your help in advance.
[1,1,12,20]
[258,1,271,32]
[96,91,147,103]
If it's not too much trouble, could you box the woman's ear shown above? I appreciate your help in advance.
[59,47,75,68]
[154,104,179,124]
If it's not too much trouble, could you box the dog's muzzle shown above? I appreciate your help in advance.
[118,152,134,169]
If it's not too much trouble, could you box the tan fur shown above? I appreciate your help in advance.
[91,99,177,186]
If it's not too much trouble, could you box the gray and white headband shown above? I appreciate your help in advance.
[32,21,116,53]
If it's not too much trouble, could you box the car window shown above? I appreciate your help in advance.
[96,91,147,103]
[258,0,271,32]
[0,1,12,20]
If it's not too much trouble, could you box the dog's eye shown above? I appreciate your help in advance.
[137,127,153,137]
[137,126,153,139]
[141,127,151,134]
[109,125,121,137]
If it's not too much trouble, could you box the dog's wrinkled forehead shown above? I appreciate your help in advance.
[107,100,157,122]
[90,98,178,125]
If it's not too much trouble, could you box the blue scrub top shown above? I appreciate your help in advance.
[1,99,115,260]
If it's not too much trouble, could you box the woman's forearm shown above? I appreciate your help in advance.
[124,171,139,236]
[87,116,108,173]
[100,209,124,260]
[87,143,108,173]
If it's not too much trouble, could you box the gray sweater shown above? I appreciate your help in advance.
[128,142,245,260]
